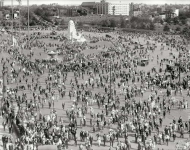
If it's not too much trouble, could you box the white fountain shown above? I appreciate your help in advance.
[67,20,86,43]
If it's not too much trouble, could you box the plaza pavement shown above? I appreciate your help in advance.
[1,31,190,150]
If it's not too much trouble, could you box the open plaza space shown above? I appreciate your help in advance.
[0,24,190,150]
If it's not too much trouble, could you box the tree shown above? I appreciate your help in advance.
[141,23,146,29]
[78,22,83,27]
[149,23,155,30]
[160,19,164,25]
[110,19,117,28]
[153,16,162,23]
[175,26,181,32]
[60,19,65,25]
[182,27,189,34]
[54,19,59,25]
[101,19,110,27]
[179,12,187,25]
[90,21,96,26]
[130,16,139,23]
[173,17,179,25]
[131,22,137,29]
[181,19,187,25]
[20,8,37,26]
[165,18,171,24]
[163,25,170,32]
[120,17,126,28]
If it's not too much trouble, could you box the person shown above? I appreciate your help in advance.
[1,27,190,150]
[97,136,101,147]
[173,132,176,142]
[2,135,5,149]
[165,135,169,146]
[2,120,6,131]
[103,134,106,146]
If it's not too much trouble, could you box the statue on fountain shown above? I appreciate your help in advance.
[67,20,86,43]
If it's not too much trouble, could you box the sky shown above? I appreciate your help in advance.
[3,0,190,6]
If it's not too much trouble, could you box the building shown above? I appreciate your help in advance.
[13,13,18,19]
[129,3,134,17]
[133,10,142,17]
[165,10,175,19]
[5,14,10,20]
[129,3,142,17]
[158,10,178,20]
[159,14,166,20]
[96,0,109,15]
[58,8,68,17]
[133,4,140,11]
[108,3,129,16]
[174,9,179,17]
[96,0,129,15]
[80,0,130,16]
[66,8,79,17]
[0,1,3,7]
[81,2,97,14]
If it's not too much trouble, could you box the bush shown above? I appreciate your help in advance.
[130,16,153,30]
[60,19,65,25]
[120,17,126,28]
[110,19,117,28]
[149,23,155,30]
[78,22,84,27]
[101,19,110,27]
[175,27,181,32]
[163,25,170,32]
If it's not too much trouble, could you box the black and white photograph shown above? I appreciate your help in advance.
[0,0,190,150]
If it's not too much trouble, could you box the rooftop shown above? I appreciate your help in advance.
[81,2,96,7]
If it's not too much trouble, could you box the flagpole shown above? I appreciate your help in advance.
[11,0,13,34]
[19,0,21,52]
[27,0,29,49]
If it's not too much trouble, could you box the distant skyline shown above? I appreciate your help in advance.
[3,0,190,6]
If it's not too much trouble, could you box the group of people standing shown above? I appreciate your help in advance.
[0,27,190,150]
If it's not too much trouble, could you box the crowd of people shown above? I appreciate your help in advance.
[0,26,190,150]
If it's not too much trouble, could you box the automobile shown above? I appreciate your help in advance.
[165,64,175,72]
[106,34,112,38]
[50,31,57,35]
[138,59,149,66]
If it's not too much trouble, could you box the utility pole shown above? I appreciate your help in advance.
[27,0,30,49]
[178,53,181,84]
[178,63,180,84]
[16,0,22,53]
[109,55,112,104]
[11,0,13,34]
[19,0,21,53]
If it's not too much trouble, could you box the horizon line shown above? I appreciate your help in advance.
[4,3,190,6]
